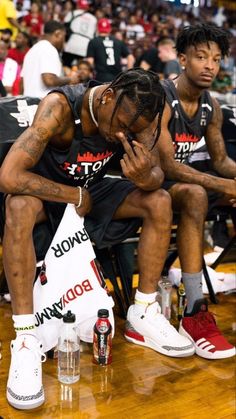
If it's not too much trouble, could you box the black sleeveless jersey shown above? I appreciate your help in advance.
[161,79,213,163]
[33,82,119,188]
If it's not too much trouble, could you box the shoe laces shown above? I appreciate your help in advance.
[192,311,220,338]
[144,302,177,337]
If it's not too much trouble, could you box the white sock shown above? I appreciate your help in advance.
[134,290,158,315]
[13,314,36,338]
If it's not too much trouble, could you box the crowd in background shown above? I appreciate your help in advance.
[0,0,235,97]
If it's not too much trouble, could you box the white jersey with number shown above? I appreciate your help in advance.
[64,10,97,57]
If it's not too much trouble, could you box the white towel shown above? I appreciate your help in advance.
[33,204,114,352]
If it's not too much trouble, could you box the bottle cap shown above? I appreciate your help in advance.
[97,309,109,318]
[63,310,76,323]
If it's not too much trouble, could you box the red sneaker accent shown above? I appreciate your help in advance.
[124,321,145,343]
[179,311,235,359]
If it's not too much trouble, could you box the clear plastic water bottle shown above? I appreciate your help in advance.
[158,276,172,320]
[58,310,80,384]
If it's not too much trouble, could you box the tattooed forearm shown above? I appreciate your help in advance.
[8,130,48,164]
[14,174,61,197]
[8,171,79,205]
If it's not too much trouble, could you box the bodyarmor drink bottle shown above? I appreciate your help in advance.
[93,309,112,366]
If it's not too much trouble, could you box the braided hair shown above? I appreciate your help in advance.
[176,22,230,58]
[103,68,166,147]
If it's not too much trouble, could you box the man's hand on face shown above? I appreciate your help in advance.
[116,131,153,187]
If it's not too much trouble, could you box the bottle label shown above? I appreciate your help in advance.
[93,319,112,365]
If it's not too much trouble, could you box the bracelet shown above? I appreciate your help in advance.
[75,186,83,208]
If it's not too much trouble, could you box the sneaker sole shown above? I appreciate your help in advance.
[124,329,195,358]
[7,388,45,410]
[179,325,236,360]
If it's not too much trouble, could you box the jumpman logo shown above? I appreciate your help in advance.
[18,339,30,351]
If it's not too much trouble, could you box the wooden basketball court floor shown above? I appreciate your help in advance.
[0,254,235,418]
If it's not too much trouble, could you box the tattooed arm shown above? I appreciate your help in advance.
[156,103,236,198]
[205,98,236,178]
[0,93,91,215]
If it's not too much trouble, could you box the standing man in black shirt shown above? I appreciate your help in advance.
[87,18,134,82]
[140,40,164,76]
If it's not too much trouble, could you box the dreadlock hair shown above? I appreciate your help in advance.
[175,22,230,58]
[103,68,166,147]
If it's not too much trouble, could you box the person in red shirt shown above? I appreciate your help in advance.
[22,2,43,40]
[7,31,31,66]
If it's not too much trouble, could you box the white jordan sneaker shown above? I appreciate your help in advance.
[7,334,46,410]
[124,301,195,357]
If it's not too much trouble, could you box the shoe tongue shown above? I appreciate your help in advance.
[16,334,38,349]
[145,300,161,316]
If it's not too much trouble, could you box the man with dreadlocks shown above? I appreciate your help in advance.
[154,23,236,360]
[0,68,194,410]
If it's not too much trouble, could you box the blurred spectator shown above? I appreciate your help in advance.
[7,30,31,65]
[42,0,55,23]
[113,29,124,42]
[178,12,190,29]
[157,37,181,79]
[87,18,134,82]
[22,2,44,41]
[212,7,227,27]
[133,44,145,67]
[140,40,164,75]
[62,0,97,67]
[220,54,235,76]
[118,7,129,34]
[71,58,93,82]
[0,39,21,95]
[211,67,232,94]
[0,0,22,40]
[52,3,63,22]
[61,0,75,22]
[21,20,80,98]
[173,11,183,30]
[15,0,29,22]
[0,28,13,48]
[124,14,145,43]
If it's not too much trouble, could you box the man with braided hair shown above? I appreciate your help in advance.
[155,23,236,360]
[0,68,194,410]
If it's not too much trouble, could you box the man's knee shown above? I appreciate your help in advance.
[4,195,43,231]
[140,189,172,222]
[177,184,208,219]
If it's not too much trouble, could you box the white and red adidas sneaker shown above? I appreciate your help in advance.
[179,298,236,360]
